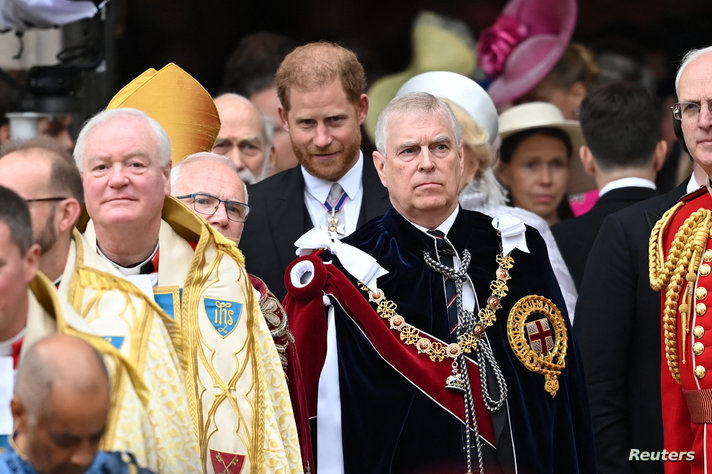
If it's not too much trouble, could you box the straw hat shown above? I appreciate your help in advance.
[477,0,577,108]
[499,102,595,194]
[396,71,498,145]
[107,63,220,165]
[365,11,477,142]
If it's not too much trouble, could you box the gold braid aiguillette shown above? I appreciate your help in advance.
[649,205,712,383]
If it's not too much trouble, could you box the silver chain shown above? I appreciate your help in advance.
[458,356,484,474]
[475,340,508,411]
[423,248,508,408]
[424,249,477,332]
[424,245,509,473]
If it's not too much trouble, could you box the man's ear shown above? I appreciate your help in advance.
[10,398,25,431]
[457,143,465,175]
[356,94,369,125]
[163,163,172,196]
[373,151,387,187]
[58,198,81,232]
[278,105,290,132]
[652,139,668,173]
[23,244,40,283]
[579,145,597,176]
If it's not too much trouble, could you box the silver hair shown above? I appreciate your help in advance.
[374,92,462,157]
[74,108,172,169]
[675,46,712,96]
[170,151,249,203]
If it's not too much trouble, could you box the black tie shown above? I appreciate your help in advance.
[427,230,459,339]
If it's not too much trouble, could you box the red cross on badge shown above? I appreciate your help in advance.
[526,318,554,354]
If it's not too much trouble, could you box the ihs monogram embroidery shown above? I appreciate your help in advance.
[204,298,242,338]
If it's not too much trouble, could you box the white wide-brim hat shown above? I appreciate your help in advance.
[499,101,595,194]
[396,71,498,145]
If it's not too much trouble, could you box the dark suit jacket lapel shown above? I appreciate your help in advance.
[269,166,311,272]
[644,180,689,229]
[269,158,389,268]
[358,155,390,226]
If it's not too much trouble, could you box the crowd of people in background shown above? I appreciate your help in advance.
[1,0,712,472]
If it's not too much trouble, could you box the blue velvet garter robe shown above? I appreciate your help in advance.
[283,206,597,473]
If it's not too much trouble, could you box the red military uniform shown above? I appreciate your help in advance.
[651,186,712,473]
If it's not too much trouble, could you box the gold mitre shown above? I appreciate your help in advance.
[106,63,220,164]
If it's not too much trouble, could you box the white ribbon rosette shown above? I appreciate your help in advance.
[294,228,388,293]
[492,213,529,256]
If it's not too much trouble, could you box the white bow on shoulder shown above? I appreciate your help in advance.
[294,228,388,293]
[492,213,530,256]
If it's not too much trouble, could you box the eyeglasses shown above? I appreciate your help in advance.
[24,197,68,203]
[670,101,712,121]
[176,193,250,222]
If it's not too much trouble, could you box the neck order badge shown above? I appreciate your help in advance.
[324,183,347,235]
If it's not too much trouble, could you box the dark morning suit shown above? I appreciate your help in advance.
[552,186,658,290]
[240,158,390,300]
[574,180,690,474]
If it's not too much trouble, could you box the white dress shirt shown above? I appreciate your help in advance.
[303,153,364,474]
[689,174,704,193]
[598,177,656,197]
[302,152,364,237]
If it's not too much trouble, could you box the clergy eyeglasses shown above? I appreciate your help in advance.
[671,100,712,121]
[176,193,250,222]
[24,196,68,203]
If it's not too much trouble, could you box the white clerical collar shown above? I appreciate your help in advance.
[408,206,460,237]
[302,151,364,203]
[97,241,159,276]
[599,177,656,197]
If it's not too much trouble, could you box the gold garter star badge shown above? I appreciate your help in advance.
[507,295,568,397]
